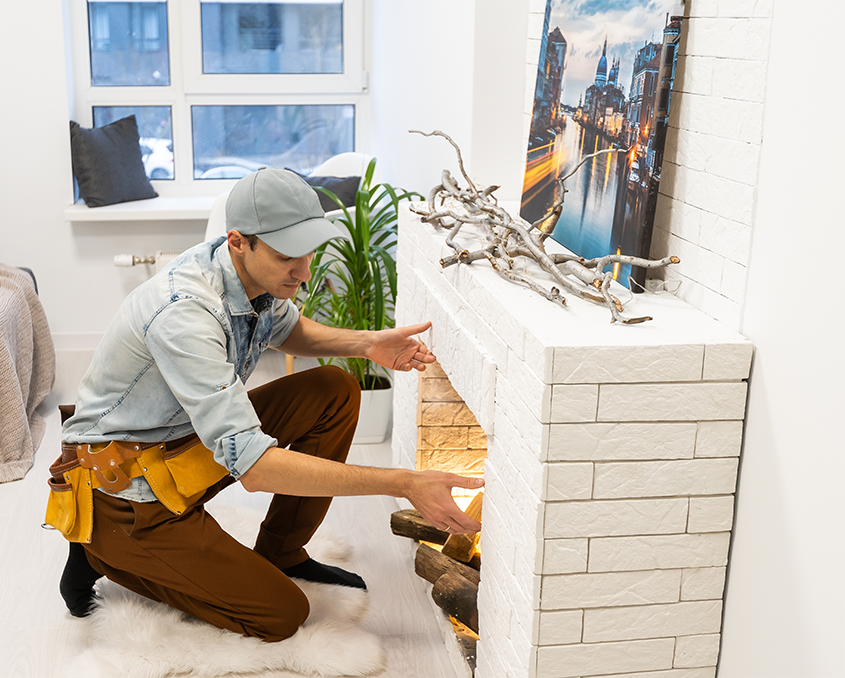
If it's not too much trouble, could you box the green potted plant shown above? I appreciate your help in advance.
[300,158,421,443]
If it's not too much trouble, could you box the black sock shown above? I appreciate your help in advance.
[59,542,102,617]
[282,558,367,590]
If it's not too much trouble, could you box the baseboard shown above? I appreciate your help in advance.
[52,331,104,352]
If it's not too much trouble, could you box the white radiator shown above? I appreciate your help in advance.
[153,250,181,273]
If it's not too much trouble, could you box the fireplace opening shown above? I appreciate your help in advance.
[390,360,487,675]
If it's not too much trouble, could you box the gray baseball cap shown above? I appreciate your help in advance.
[225,167,348,257]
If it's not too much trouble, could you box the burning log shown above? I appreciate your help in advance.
[432,571,479,634]
[415,543,481,587]
[442,533,480,564]
[390,509,449,545]
[396,506,483,641]
[441,491,483,563]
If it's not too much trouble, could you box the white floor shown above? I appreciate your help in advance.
[0,350,468,678]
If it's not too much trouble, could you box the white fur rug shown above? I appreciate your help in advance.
[61,498,385,678]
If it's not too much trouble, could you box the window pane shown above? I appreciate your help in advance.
[192,104,353,179]
[88,1,170,86]
[93,106,174,179]
[200,1,342,74]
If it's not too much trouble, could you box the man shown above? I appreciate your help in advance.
[52,168,482,642]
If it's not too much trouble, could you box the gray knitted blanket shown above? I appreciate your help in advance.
[0,263,54,483]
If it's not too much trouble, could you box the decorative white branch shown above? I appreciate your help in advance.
[408,129,680,324]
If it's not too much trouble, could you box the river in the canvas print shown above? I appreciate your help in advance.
[521,0,684,289]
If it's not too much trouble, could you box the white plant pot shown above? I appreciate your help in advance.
[353,384,393,444]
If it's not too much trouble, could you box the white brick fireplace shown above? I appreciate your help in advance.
[392,204,753,678]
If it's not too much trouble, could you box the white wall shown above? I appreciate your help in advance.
[1,3,71,337]
[467,0,530,201]
[369,0,530,202]
[718,0,845,675]
[0,3,206,347]
[368,0,476,195]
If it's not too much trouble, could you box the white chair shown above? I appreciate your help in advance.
[203,152,374,244]
[308,151,375,183]
[204,190,231,243]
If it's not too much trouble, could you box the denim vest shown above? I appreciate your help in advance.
[62,237,298,501]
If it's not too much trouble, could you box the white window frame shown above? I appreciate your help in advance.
[68,0,368,198]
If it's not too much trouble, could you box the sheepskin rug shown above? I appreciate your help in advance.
[61,498,385,678]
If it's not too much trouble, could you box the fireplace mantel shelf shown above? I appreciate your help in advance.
[413,203,744,350]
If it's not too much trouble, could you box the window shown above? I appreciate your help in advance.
[69,0,366,196]
[88,2,170,85]
[200,1,343,74]
[191,104,353,179]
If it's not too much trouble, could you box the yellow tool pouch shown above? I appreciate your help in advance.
[45,464,94,543]
[163,440,231,500]
[45,434,229,543]
[139,440,229,516]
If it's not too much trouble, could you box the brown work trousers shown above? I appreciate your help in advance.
[81,365,360,642]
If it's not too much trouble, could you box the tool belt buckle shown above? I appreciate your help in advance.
[77,443,132,494]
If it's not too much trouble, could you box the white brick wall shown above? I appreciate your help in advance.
[393,208,751,678]
[595,670,715,678]
[542,538,588,574]
[681,567,727,601]
[592,459,738,498]
[583,601,723,643]
[537,638,676,678]
[596,383,747,422]
[552,344,704,383]
[542,570,682,610]
[547,422,698,461]
[545,498,689,538]
[589,533,731,572]
[648,3,774,330]
[675,633,722,668]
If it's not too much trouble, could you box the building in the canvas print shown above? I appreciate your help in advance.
[521,0,683,289]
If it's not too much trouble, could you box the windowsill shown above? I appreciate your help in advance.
[64,196,217,222]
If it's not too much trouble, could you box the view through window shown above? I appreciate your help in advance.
[200,1,342,74]
[77,0,359,188]
[192,104,354,179]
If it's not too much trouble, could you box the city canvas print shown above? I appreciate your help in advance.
[521,0,684,289]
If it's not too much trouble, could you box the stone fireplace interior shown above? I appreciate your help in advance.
[417,360,487,504]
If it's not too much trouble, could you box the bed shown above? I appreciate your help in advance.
[0,263,55,483]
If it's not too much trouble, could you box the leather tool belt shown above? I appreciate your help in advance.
[45,408,230,543]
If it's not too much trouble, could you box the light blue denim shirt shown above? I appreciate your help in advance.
[62,237,299,502]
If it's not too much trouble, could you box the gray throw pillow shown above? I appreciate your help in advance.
[70,115,158,207]
[287,170,360,212]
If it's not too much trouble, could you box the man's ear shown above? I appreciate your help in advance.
[227,230,246,254]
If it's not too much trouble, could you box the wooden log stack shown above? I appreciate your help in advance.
[390,492,483,634]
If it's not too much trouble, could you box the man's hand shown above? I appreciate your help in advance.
[364,321,436,373]
[403,470,484,534]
